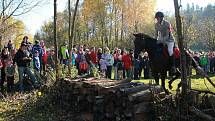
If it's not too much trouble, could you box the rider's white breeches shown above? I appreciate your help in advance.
[166,41,174,56]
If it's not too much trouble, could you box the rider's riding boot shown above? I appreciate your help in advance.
[169,55,176,74]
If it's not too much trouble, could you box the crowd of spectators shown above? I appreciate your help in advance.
[1,36,214,93]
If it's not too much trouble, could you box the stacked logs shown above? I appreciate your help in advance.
[53,77,165,121]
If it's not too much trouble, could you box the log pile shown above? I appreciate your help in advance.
[52,77,165,121]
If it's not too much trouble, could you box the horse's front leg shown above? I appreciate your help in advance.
[161,72,169,94]
[152,72,159,85]
[168,69,181,90]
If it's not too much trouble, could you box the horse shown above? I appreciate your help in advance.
[133,33,198,94]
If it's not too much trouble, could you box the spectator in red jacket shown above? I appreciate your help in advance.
[0,59,3,92]
[114,48,123,80]
[97,48,103,71]
[0,47,9,92]
[40,40,47,74]
[89,47,98,66]
[122,50,132,78]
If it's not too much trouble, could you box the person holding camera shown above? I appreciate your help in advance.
[14,43,39,92]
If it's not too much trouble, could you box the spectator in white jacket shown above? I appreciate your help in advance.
[101,47,114,79]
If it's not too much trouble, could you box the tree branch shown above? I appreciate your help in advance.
[1,0,44,23]
[13,0,42,16]
[2,0,25,23]
[0,0,13,18]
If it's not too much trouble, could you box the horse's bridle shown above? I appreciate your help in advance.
[140,36,147,52]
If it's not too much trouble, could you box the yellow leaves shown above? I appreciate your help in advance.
[124,0,156,31]
[0,16,32,48]
[82,0,107,21]
[82,0,97,21]
[38,91,42,96]
[82,0,156,28]
[17,102,23,113]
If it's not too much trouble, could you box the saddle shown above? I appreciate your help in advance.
[156,43,180,59]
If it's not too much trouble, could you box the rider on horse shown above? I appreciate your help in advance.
[155,11,176,73]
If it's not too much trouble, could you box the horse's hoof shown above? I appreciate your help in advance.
[176,88,180,93]
[169,84,173,90]
[164,89,171,95]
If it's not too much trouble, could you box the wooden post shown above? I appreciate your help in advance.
[173,0,188,96]
[54,0,59,79]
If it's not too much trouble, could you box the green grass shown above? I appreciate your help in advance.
[131,69,215,92]
[132,74,215,93]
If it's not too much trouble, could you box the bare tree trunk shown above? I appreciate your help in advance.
[77,31,80,42]
[68,0,71,46]
[54,0,59,79]
[109,0,114,49]
[134,21,138,32]
[101,36,104,48]
[115,29,119,47]
[114,3,118,47]
[68,0,79,74]
[86,31,89,41]
[105,34,108,47]
[174,0,190,118]
[67,0,72,74]
[101,15,106,47]
[70,0,79,49]
[109,22,113,48]
[0,0,5,48]
[120,12,124,42]
[174,0,188,96]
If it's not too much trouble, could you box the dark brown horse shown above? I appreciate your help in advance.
[133,33,198,94]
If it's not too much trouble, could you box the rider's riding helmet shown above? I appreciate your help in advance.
[155,11,164,18]
[23,36,28,40]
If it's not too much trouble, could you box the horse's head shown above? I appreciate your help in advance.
[133,33,157,57]
[133,33,148,56]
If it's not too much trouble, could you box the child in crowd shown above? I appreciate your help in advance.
[33,50,42,82]
[117,53,124,80]
[47,48,55,70]
[5,57,15,92]
[1,47,9,92]
[33,51,40,72]
[133,55,140,80]
[99,57,107,77]
[78,50,88,75]
[71,48,77,66]
[143,52,150,79]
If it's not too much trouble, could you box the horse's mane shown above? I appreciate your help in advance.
[134,33,157,43]
[142,33,157,43]
[134,33,159,58]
